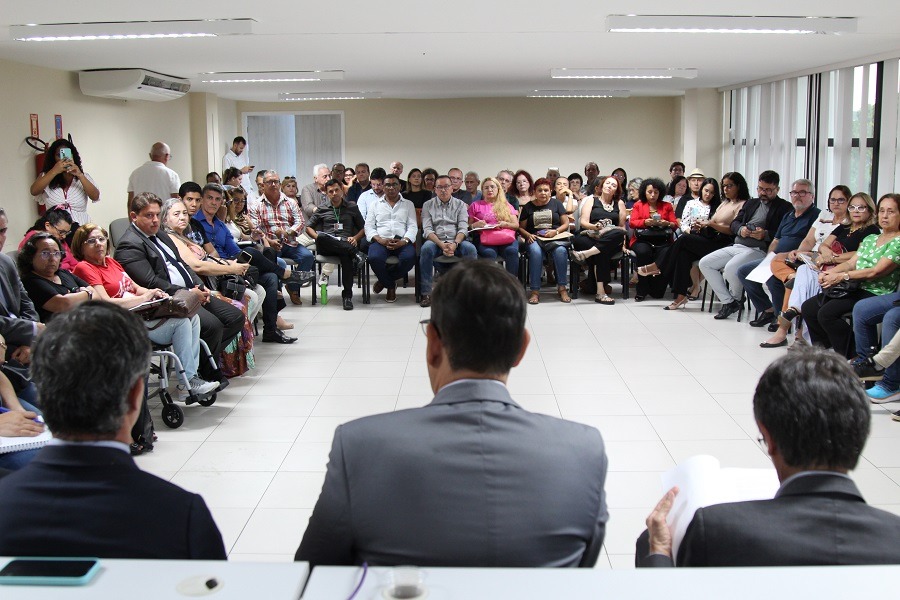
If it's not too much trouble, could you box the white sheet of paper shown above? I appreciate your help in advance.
[746,252,777,283]
[660,455,780,560]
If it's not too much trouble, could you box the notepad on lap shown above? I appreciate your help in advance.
[0,428,52,454]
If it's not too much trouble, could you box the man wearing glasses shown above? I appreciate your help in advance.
[249,171,315,306]
[737,179,819,335]
[699,170,790,320]
[364,173,417,303]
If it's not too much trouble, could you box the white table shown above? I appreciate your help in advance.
[301,564,898,599]
[0,559,309,599]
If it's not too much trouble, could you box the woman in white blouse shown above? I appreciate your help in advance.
[30,140,100,225]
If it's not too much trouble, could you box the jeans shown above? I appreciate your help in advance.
[279,243,314,271]
[737,259,785,316]
[526,241,569,291]
[419,240,477,294]
[147,314,202,381]
[367,241,416,289]
[853,292,900,389]
[476,242,519,278]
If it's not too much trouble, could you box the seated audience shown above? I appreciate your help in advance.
[296,260,608,567]
[305,179,366,311]
[19,208,79,272]
[636,344,900,567]
[571,176,627,304]
[631,178,677,301]
[364,173,418,303]
[611,167,628,202]
[71,223,218,398]
[642,174,746,311]
[0,333,44,471]
[663,175,687,208]
[512,170,535,207]
[206,171,221,184]
[737,178,820,330]
[19,233,93,323]
[518,178,571,304]
[801,193,900,358]
[764,190,874,347]
[0,302,227,559]
[418,175,476,308]
[115,193,242,386]
[448,168,471,203]
[625,177,643,208]
[422,168,438,193]
[567,173,584,202]
[223,167,243,190]
[553,176,578,216]
[469,177,520,278]
[496,170,518,209]
[853,290,900,409]
[699,170,789,320]
[404,168,432,210]
[356,167,385,220]
[463,171,481,203]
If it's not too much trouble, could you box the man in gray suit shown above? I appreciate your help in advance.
[637,344,900,567]
[296,260,608,567]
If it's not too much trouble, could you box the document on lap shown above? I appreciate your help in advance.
[662,455,779,560]
[746,252,777,284]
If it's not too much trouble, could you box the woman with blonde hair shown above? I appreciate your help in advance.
[468,177,520,277]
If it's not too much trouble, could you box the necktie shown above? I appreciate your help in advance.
[150,236,195,288]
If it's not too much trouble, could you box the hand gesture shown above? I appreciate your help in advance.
[646,486,679,558]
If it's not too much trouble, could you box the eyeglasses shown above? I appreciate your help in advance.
[498,178,513,184]
[39,250,63,260]
[789,190,811,197]
[848,205,869,212]
[419,319,441,337]
[50,223,71,236]
[264,180,280,186]
[757,186,778,194]
[84,236,107,245]
[829,197,848,204]
[722,182,736,189]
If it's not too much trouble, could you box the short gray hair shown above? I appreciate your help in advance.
[792,178,815,197]
[313,163,329,177]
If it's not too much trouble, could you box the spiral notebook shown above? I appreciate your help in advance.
[0,428,53,454]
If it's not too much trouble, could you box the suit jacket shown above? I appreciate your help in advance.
[0,445,226,559]
[296,379,608,568]
[113,224,203,295]
[729,196,792,244]
[0,253,39,348]
[638,472,900,567]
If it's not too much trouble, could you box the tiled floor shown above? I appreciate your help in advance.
[139,282,900,568]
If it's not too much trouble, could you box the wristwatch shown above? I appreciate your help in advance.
[843,273,851,281]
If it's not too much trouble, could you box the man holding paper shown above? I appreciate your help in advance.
[737,179,819,335]
[636,345,900,567]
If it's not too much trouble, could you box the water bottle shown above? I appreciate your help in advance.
[320,283,328,305]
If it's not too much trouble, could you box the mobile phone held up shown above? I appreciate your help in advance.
[0,557,100,586]
[236,250,252,264]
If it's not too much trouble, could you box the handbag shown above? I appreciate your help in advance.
[138,289,202,320]
[634,227,671,246]
[217,274,247,300]
[823,279,859,299]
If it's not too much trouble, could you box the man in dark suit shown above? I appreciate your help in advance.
[0,302,226,559]
[636,344,900,567]
[296,260,608,568]
[114,193,243,383]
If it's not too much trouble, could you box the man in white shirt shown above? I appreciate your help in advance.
[126,142,180,212]
[364,173,417,303]
[222,136,253,194]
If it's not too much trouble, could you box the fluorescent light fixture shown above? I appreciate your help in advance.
[607,15,857,35]
[11,19,255,42]
[552,68,697,80]
[528,90,631,99]
[279,92,382,101]
[201,71,344,84]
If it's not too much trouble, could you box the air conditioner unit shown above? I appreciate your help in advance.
[79,69,191,101]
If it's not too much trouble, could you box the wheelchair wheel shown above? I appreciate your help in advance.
[198,393,216,407]
[161,403,184,429]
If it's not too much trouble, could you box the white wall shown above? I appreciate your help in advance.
[0,58,193,241]
[235,97,685,185]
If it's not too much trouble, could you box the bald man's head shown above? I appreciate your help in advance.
[150,142,171,163]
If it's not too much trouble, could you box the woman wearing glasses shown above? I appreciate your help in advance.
[18,232,93,323]
[18,208,79,272]
[68,223,219,400]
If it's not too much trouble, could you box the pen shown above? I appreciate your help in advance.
[0,406,45,424]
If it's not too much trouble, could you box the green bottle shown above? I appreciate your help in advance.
[320,283,328,305]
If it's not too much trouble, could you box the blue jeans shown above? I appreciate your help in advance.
[147,314,202,381]
[526,241,569,291]
[737,258,785,315]
[853,292,900,389]
[367,241,416,289]
[476,242,519,278]
[279,244,314,271]
[0,398,43,471]
[419,240,477,294]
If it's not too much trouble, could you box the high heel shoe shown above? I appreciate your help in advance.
[637,265,660,277]
[687,284,701,301]
[664,297,689,311]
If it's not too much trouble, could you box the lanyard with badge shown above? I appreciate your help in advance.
[332,205,344,234]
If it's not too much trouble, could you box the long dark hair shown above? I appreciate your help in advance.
[700,177,722,215]
[27,207,73,235]
[722,172,751,201]
[44,140,84,190]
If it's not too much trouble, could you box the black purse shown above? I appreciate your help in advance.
[218,275,248,300]
[822,279,859,299]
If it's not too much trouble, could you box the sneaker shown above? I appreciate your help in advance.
[866,383,900,404]
[892,410,900,422]
[288,270,316,286]
[188,377,219,396]
[317,272,329,286]
[851,356,884,381]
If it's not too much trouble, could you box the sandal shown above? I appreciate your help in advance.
[664,297,689,311]
[569,249,587,264]
[688,284,701,301]
[595,294,615,305]
[637,265,661,277]
[558,286,571,303]
[528,291,540,305]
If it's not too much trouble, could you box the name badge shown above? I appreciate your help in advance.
[334,223,344,231]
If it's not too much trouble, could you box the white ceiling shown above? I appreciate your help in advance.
[2,1,900,102]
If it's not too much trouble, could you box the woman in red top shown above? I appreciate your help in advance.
[630,178,677,301]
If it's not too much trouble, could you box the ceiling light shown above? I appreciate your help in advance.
[279,92,382,101]
[606,15,857,35]
[10,19,255,42]
[201,70,344,84]
[552,68,697,80]
[528,90,631,99]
